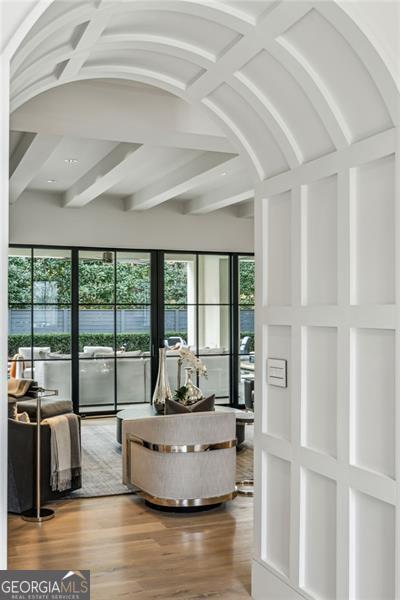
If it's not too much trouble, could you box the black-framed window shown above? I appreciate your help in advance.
[163,253,231,403]
[238,255,255,404]
[77,250,152,413]
[8,247,73,403]
[8,245,254,414]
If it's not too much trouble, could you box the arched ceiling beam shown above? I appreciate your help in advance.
[12,34,216,96]
[100,1,257,34]
[262,39,349,149]
[125,152,237,211]
[56,5,113,83]
[277,35,352,145]
[316,2,398,125]
[12,2,96,74]
[12,0,255,76]
[11,65,188,112]
[185,1,312,102]
[202,96,265,180]
[230,73,302,167]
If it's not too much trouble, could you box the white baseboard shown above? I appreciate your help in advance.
[251,560,305,600]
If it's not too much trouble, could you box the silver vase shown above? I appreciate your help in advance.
[152,347,172,414]
[183,368,203,405]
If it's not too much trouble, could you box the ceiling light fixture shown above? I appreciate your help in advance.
[47,179,56,183]
[221,172,227,176]
[64,158,78,164]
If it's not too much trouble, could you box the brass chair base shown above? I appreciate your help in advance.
[138,490,237,509]
[235,480,254,497]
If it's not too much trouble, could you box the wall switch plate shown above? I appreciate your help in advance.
[267,358,287,387]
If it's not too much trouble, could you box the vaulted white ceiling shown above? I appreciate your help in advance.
[8,0,398,218]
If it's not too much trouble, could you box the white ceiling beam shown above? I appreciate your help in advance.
[185,181,254,215]
[9,133,61,204]
[56,4,113,82]
[11,83,234,153]
[236,200,254,219]
[126,152,236,211]
[63,143,142,208]
[185,1,313,103]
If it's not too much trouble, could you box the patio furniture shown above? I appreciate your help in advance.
[22,346,231,407]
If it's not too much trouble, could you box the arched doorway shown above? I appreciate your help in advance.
[2,2,399,598]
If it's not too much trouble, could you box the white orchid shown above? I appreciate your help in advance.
[177,346,208,378]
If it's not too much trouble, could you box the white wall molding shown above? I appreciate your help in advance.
[256,127,397,198]
[254,123,399,599]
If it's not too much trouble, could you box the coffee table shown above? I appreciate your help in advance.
[116,404,254,446]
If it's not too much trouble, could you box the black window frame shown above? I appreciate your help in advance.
[8,244,254,414]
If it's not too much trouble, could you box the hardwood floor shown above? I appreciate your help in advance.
[8,494,253,599]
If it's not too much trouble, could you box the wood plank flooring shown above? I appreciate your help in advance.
[8,494,253,599]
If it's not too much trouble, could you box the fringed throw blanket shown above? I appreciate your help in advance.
[43,413,81,492]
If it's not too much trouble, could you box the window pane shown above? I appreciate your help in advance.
[79,250,114,304]
[198,255,230,304]
[33,249,71,303]
[239,355,254,404]
[8,305,31,361]
[79,306,115,352]
[79,357,114,408]
[8,248,31,304]
[198,354,229,399]
[164,304,196,349]
[164,254,196,304]
[239,256,255,304]
[117,357,150,406]
[34,360,72,401]
[198,305,230,353]
[34,305,71,354]
[240,306,254,353]
[239,304,254,405]
[116,252,151,304]
[116,306,151,353]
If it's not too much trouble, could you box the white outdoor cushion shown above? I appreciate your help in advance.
[83,346,114,355]
[18,346,51,360]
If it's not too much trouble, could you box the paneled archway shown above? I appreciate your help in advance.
[2,2,399,597]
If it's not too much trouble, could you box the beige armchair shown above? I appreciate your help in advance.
[122,412,237,508]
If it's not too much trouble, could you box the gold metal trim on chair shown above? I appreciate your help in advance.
[137,490,237,507]
[128,434,237,453]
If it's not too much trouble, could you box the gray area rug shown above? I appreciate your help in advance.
[66,418,130,498]
[66,417,254,499]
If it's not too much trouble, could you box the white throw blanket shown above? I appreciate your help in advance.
[43,414,81,492]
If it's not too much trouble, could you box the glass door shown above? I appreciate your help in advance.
[78,250,151,413]
[163,253,231,404]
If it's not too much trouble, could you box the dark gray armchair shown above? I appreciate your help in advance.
[8,409,81,514]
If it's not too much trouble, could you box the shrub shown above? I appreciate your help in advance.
[8,332,187,357]
[8,331,254,357]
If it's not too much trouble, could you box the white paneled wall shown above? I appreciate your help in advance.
[253,129,398,600]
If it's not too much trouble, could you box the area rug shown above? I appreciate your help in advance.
[66,417,254,499]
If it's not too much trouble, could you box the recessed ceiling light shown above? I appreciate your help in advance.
[64,158,78,164]
[221,171,227,176]
[47,179,56,183]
